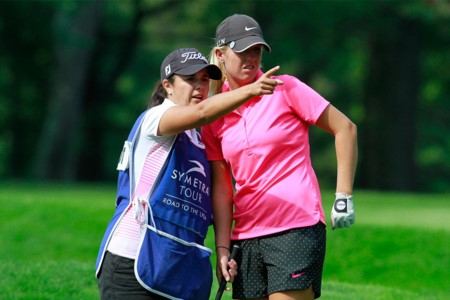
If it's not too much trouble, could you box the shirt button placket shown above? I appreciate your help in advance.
[241,115,253,156]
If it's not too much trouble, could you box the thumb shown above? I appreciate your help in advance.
[221,261,230,281]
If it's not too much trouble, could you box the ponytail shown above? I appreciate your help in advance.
[148,77,174,108]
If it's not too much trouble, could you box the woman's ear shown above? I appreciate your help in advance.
[215,48,224,63]
[162,79,172,96]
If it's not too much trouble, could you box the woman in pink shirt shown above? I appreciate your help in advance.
[202,14,358,300]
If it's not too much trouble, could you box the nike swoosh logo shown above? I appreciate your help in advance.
[291,272,305,279]
[245,26,257,31]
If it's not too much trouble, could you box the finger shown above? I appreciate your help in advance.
[227,260,237,279]
[262,65,280,78]
[221,263,230,281]
[263,79,283,88]
[334,218,340,229]
[228,259,237,269]
[261,80,283,94]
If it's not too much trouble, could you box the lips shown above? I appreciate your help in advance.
[192,94,204,102]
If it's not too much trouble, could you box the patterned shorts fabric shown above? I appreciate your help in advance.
[232,222,326,299]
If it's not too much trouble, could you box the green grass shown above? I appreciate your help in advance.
[0,182,449,300]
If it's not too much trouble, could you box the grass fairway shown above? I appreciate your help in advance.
[0,182,448,300]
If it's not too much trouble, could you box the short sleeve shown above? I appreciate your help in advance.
[201,124,224,161]
[280,75,329,124]
[141,99,177,137]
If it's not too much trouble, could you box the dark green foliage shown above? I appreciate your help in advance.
[0,0,449,191]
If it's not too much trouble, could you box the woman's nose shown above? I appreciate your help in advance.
[245,52,258,61]
[195,80,208,90]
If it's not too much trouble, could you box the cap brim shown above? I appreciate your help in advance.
[231,36,271,53]
[175,64,222,80]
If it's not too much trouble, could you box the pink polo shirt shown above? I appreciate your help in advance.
[201,71,330,240]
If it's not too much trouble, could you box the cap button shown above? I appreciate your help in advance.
[229,41,235,49]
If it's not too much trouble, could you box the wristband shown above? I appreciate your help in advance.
[216,246,230,251]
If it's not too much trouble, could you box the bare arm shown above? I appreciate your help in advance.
[315,104,358,194]
[210,160,235,284]
[158,66,283,136]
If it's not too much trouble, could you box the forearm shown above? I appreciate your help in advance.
[335,122,358,194]
[199,65,282,125]
[212,181,234,248]
[211,161,234,249]
[199,85,253,125]
[213,200,233,250]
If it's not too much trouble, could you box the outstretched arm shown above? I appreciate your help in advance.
[158,66,283,136]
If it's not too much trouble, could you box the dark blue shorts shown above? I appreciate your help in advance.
[232,222,326,299]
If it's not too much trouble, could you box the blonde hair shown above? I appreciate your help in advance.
[208,45,228,96]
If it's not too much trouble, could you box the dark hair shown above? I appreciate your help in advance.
[147,77,175,108]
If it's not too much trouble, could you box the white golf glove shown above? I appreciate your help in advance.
[331,193,355,229]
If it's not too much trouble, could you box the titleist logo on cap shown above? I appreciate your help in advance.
[180,51,208,63]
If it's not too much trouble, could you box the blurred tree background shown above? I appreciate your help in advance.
[0,0,448,192]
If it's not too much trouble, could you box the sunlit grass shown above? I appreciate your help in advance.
[0,182,448,299]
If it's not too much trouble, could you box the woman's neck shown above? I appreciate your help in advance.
[226,77,254,91]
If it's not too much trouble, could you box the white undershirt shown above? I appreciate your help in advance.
[107,99,177,259]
